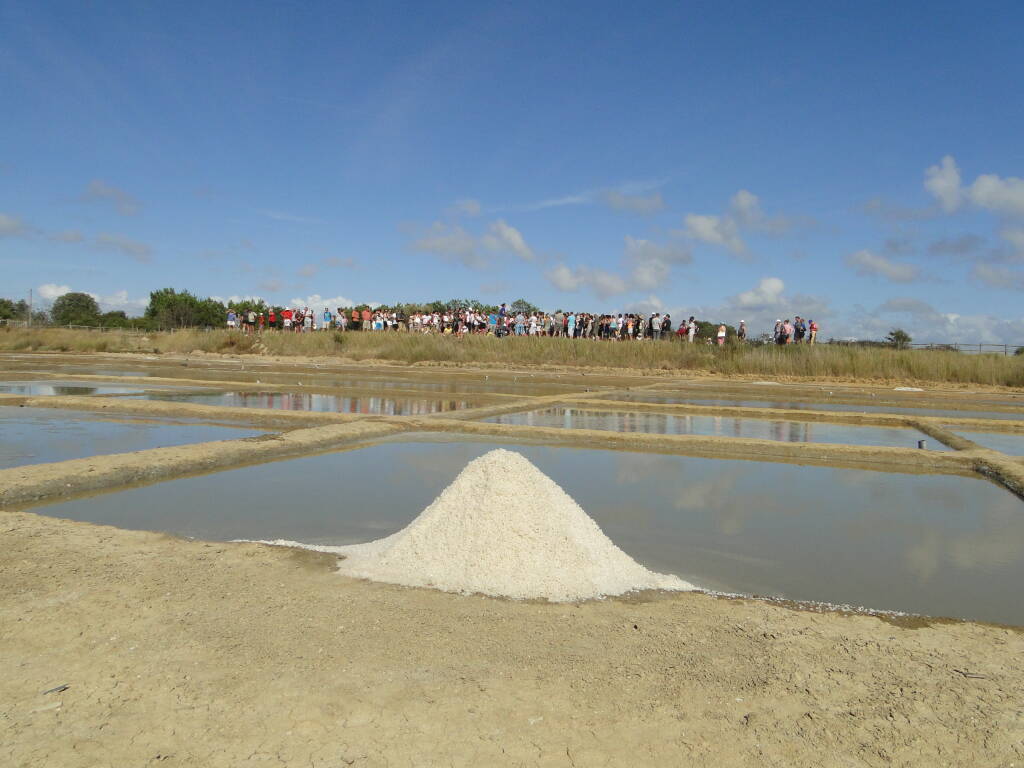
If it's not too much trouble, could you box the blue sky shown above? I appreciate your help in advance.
[2,1,1024,342]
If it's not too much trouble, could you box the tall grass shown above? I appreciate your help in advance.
[1,328,1021,387]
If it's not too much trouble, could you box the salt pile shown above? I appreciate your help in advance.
[267,449,694,602]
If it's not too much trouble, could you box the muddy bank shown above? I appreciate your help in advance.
[1,510,1021,767]
[3,393,365,429]
[412,417,977,473]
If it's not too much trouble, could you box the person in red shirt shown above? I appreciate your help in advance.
[268,309,276,330]
[282,307,293,331]
[361,308,372,331]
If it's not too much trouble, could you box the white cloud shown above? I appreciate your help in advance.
[545,237,692,298]
[37,283,147,315]
[624,236,691,290]
[845,249,919,283]
[543,264,627,298]
[94,233,153,263]
[624,295,666,316]
[681,189,802,257]
[97,290,148,313]
[83,180,140,216]
[602,189,665,214]
[587,270,630,298]
[411,221,483,268]
[0,212,28,237]
[969,173,1024,217]
[481,219,534,261]
[288,293,357,310]
[412,219,535,267]
[971,263,1024,290]
[733,277,786,308]
[683,214,746,255]
[728,190,791,235]
[39,283,72,301]
[545,264,585,292]
[924,155,962,213]
[870,297,1024,344]
[922,156,1024,218]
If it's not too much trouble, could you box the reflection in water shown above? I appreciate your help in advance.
[134,391,474,415]
[486,407,941,449]
[28,437,1024,624]
[0,407,262,469]
[952,430,1024,455]
[0,381,144,396]
[612,394,1024,421]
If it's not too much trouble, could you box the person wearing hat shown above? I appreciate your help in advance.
[738,320,746,342]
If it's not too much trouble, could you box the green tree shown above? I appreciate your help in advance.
[510,298,540,316]
[145,288,226,328]
[99,310,130,328]
[51,292,101,326]
[886,328,912,349]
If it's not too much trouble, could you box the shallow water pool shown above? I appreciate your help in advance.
[0,407,263,469]
[126,390,485,415]
[611,394,1024,421]
[484,407,946,450]
[953,431,1024,455]
[0,380,148,396]
[26,436,1024,624]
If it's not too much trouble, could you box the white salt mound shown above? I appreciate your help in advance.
[268,449,694,602]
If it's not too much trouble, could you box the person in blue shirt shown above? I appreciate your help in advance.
[322,307,332,330]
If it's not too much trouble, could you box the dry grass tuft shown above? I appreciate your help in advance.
[1,328,1022,387]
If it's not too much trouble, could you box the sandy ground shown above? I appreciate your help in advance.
[2,510,1023,767]
[4,351,1024,765]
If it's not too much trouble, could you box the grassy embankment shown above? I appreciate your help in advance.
[2,327,1022,387]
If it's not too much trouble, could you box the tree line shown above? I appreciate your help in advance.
[0,289,547,331]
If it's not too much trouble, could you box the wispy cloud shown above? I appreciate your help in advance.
[447,198,482,217]
[844,249,919,283]
[83,180,140,216]
[49,230,85,243]
[602,189,665,215]
[94,233,153,263]
[0,212,29,237]
[972,263,1024,290]
[505,179,667,214]
[257,209,322,224]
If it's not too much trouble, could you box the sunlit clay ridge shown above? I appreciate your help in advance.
[272,449,694,602]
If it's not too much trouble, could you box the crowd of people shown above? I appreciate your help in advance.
[772,316,819,345]
[225,304,819,345]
